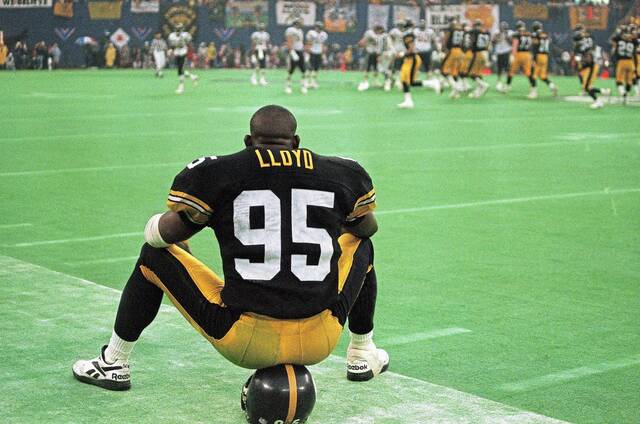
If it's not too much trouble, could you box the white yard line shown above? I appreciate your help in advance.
[380,328,472,346]
[11,232,142,248]
[0,162,185,177]
[0,254,570,423]
[63,256,140,267]
[500,355,640,393]
[0,223,33,229]
[2,137,636,178]
[377,188,640,216]
[2,130,195,143]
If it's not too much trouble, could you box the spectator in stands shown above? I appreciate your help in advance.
[0,41,8,70]
[218,43,228,67]
[142,42,153,69]
[105,43,117,68]
[206,42,216,68]
[132,47,143,69]
[197,42,208,68]
[344,45,353,70]
[120,43,131,68]
[49,42,61,69]
[34,41,47,70]
[14,41,29,69]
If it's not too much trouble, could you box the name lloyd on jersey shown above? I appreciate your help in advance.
[254,149,314,170]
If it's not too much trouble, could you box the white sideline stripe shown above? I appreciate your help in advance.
[63,256,140,267]
[377,188,640,216]
[380,328,472,346]
[1,130,195,143]
[2,137,636,178]
[500,355,640,393]
[0,254,569,424]
[0,223,33,229]
[0,162,185,177]
[11,232,142,248]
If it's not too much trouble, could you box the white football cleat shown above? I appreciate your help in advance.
[357,81,369,91]
[347,343,390,381]
[496,81,503,91]
[309,80,319,89]
[449,90,460,99]
[550,84,558,97]
[72,346,131,391]
[192,75,199,86]
[590,98,604,109]
[250,75,258,86]
[397,98,414,109]
[259,77,268,86]
[527,89,538,99]
[300,85,308,95]
[284,85,293,94]
[175,85,184,95]
[383,79,392,92]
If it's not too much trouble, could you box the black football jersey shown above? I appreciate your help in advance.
[167,147,376,319]
[471,29,491,52]
[447,28,464,49]
[532,31,550,56]
[514,31,533,52]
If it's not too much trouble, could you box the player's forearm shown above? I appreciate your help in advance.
[144,211,200,247]
[344,213,378,239]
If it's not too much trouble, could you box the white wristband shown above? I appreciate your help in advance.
[144,213,170,248]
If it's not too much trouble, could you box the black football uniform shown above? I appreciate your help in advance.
[167,147,376,319]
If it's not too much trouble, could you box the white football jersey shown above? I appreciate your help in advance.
[363,29,383,54]
[150,38,168,53]
[251,31,270,51]
[285,26,304,51]
[414,27,435,52]
[388,27,405,54]
[306,30,328,54]
[168,31,191,56]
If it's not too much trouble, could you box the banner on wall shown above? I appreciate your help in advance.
[513,2,549,21]
[110,28,130,48]
[276,1,316,26]
[131,0,159,14]
[367,4,389,29]
[54,27,76,42]
[393,5,419,25]
[425,5,465,30]
[206,0,226,24]
[324,0,357,33]
[88,0,123,20]
[225,1,268,28]
[162,3,198,38]
[569,6,609,31]
[53,0,73,17]
[0,0,51,8]
[465,5,499,34]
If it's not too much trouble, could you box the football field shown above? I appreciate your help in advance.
[1,69,639,423]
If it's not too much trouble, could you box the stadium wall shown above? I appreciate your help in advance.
[0,0,634,68]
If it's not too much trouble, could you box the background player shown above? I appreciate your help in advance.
[497,20,535,98]
[389,20,407,90]
[250,23,270,86]
[414,19,436,78]
[493,21,512,92]
[467,20,491,99]
[357,24,384,91]
[168,23,198,94]
[529,21,558,99]
[574,26,610,109]
[72,105,389,391]
[306,21,328,89]
[397,28,424,109]
[150,32,167,78]
[610,24,636,104]
[284,18,307,94]
[441,19,465,99]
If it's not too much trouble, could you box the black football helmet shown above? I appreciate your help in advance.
[516,20,525,31]
[532,21,542,32]
[241,364,316,424]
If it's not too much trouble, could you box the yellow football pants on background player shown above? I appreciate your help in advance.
[579,64,599,90]
[141,235,367,369]
[442,47,464,77]
[461,50,473,74]
[533,54,549,80]
[400,54,422,85]
[636,55,640,78]
[468,51,487,77]
[510,51,532,77]
[615,58,635,85]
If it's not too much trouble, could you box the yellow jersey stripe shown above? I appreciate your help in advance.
[285,364,298,423]
[169,190,213,213]
[337,234,362,292]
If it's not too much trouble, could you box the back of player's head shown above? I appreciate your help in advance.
[248,105,298,147]
[294,17,303,28]
[419,19,426,29]
[473,19,482,29]
[314,21,323,30]
[532,21,542,32]
[395,19,405,29]
[174,22,184,31]
[241,365,316,424]
[516,20,525,31]
[257,22,266,31]
[404,19,414,30]
[373,24,384,34]
[500,21,509,31]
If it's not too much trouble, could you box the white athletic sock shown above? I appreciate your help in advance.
[179,75,185,83]
[617,85,626,96]
[404,92,412,102]
[104,330,136,364]
[350,330,375,350]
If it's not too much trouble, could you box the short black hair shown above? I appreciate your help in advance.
[250,105,297,139]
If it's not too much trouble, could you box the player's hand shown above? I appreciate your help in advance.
[575,54,582,63]
[290,50,299,61]
[509,54,515,63]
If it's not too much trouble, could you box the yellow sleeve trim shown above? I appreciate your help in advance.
[168,190,213,213]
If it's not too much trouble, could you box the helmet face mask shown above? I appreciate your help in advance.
[242,365,316,424]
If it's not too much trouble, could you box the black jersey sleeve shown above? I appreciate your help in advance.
[166,158,216,226]
[342,160,377,222]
